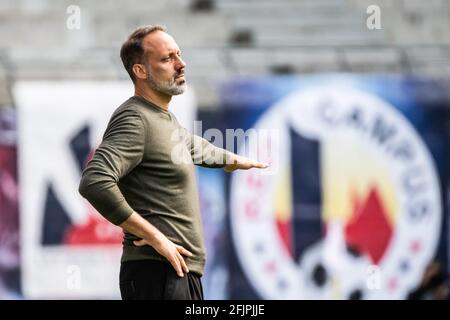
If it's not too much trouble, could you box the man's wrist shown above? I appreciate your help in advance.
[144,225,166,247]
[223,151,236,166]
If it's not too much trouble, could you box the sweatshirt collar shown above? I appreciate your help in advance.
[132,95,170,114]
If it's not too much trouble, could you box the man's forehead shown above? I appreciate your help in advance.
[143,31,179,55]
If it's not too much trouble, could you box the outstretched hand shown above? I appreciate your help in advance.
[223,153,269,173]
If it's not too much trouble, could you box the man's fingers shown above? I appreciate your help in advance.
[177,245,193,257]
[253,161,269,168]
[169,256,184,277]
[244,160,268,169]
[177,252,190,274]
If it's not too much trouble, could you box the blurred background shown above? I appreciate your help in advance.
[0,0,449,299]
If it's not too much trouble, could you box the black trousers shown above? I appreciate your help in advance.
[119,259,204,300]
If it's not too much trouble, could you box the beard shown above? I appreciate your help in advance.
[146,70,186,96]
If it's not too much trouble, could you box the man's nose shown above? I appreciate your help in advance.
[175,56,186,70]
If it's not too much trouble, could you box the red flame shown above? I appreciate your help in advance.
[345,186,393,264]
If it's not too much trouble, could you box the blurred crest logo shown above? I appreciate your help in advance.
[229,87,441,299]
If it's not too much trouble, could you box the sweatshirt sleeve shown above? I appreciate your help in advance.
[78,109,145,225]
[187,133,232,168]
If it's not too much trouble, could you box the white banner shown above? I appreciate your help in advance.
[14,81,196,299]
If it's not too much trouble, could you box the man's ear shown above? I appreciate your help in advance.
[132,64,147,81]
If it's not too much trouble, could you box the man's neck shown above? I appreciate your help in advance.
[134,82,171,111]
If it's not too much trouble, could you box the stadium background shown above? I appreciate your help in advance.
[0,0,449,299]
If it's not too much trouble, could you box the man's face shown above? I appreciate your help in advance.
[141,31,186,96]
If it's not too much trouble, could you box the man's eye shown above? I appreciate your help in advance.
[162,57,171,62]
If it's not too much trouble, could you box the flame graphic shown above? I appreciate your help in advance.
[344,186,393,264]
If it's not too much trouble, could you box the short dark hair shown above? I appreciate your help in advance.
[120,25,167,83]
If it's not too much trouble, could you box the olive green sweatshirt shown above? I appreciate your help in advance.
[78,95,231,275]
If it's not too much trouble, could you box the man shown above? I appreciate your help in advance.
[78,25,267,300]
